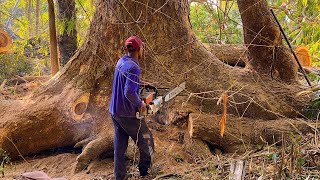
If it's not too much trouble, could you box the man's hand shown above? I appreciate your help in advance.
[140,102,147,114]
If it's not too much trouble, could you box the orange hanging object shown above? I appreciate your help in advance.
[220,93,227,137]
[294,45,312,66]
[0,29,13,53]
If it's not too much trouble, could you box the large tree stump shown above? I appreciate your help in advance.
[188,113,317,152]
[0,0,312,170]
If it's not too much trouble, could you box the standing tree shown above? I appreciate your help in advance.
[0,0,314,169]
[26,0,33,38]
[57,0,78,66]
[48,0,59,75]
[35,0,40,36]
[237,0,297,81]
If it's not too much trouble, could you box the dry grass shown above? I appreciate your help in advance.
[148,130,319,180]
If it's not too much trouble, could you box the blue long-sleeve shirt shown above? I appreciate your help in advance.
[109,55,142,118]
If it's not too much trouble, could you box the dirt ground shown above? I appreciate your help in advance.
[2,122,209,180]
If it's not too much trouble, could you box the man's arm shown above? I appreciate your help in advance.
[124,67,143,108]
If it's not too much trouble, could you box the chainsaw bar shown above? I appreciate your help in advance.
[164,82,186,102]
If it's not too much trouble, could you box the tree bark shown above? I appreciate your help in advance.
[57,0,78,67]
[48,0,59,75]
[204,44,248,67]
[237,0,297,81]
[188,113,316,152]
[0,0,310,167]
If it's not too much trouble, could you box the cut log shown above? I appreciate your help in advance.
[0,29,13,53]
[204,44,248,67]
[229,160,245,180]
[188,113,318,152]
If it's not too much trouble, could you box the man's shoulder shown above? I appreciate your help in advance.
[122,56,140,70]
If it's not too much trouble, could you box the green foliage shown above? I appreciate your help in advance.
[76,0,95,45]
[0,148,11,177]
[0,0,94,79]
[0,53,34,83]
[267,153,278,162]
[268,0,320,66]
[190,2,243,44]
[190,0,320,66]
[305,98,320,119]
[303,73,320,119]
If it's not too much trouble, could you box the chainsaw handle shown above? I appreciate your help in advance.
[139,84,158,98]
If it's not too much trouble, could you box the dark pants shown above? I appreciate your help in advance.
[112,115,154,180]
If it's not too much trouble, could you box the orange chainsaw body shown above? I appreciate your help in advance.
[140,91,155,105]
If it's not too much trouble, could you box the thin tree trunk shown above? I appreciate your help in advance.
[3,0,20,39]
[57,0,78,67]
[26,0,33,38]
[48,0,59,75]
[35,0,40,36]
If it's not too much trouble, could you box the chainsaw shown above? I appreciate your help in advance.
[136,82,186,119]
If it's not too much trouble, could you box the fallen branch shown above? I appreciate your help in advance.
[0,79,7,92]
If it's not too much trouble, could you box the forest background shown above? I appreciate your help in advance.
[0,0,319,83]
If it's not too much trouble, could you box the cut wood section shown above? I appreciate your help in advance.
[71,93,90,121]
[204,44,248,67]
[295,45,312,67]
[188,113,317,152]
[0,29,13,53]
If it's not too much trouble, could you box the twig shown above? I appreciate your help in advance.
[15,75,28,83]
[4,136,28,163]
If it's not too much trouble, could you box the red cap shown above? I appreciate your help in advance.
[124,36,144,51]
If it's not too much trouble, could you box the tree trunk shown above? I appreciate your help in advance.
[4,0,21,39]
[237,0,297,81]
[26,0,33,38]
[48,0,59,75]
[0,0,311,167]
[57,0,78,67]
[204,44,248,67]
[188,113,315,152]
[35,0,40,36]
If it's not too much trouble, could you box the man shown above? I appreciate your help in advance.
[109,36,154,180]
